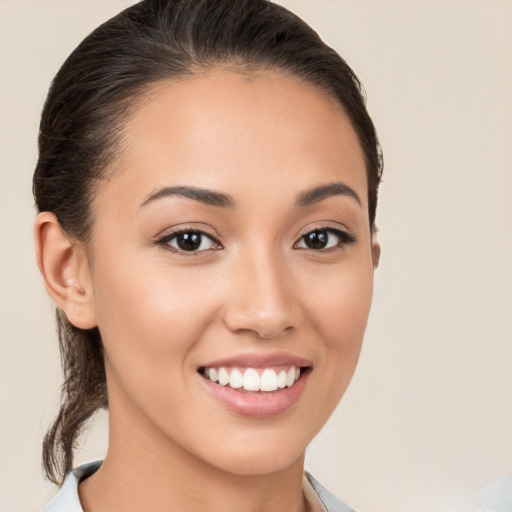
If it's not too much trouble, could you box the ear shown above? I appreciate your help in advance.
[371,239,381,269]
[34,212,97,329]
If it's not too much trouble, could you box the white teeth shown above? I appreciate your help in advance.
[243,368,260,391]
[229,368,243,389]
[204,366,303,392]
[260,369,278,391]
[277,370,287,389]
[286,368,295,387]
[218,367,229,386]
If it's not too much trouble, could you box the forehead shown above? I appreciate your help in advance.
[99,70,368,214]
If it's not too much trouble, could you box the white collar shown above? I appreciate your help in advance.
[43,460,102,512]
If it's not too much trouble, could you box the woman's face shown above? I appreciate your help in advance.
[85,70,377,475]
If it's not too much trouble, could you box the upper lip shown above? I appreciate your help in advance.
[199,352,312,369]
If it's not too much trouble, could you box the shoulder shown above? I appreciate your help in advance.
[305,472,359,512]
[43,460,102,512]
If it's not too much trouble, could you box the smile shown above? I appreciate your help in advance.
[197,355,312,418]
[200,366,302,392]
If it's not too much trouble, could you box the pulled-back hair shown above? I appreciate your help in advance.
[33,0,382,485]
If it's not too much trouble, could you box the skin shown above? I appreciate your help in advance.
[35,70,380,512]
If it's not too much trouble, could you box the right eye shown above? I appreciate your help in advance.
[158,230,220,253]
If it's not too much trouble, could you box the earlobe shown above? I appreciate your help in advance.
[34,212,97,329]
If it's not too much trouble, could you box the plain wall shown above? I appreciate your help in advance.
[0,1,511,511]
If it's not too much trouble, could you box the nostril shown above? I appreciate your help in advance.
[223,309,299,340]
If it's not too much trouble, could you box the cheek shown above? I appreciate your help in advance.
[89,245,233,397]
[90,251,202,371]
[88,252,223,438]
[301,256,374,395]
[92,239,209,324]
[306,258,374,344]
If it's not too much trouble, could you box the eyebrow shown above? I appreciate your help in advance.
[139,181,361,210]
[295,182,361,207]
[139,186,235,209]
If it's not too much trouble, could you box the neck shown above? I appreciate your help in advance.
[79,395,307,512]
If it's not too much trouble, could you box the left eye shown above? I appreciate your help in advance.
[295,229,350,250]
[162,231,218,252]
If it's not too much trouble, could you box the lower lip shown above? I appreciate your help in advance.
[199,371,310,418]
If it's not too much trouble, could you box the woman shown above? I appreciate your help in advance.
[34,0,382,510]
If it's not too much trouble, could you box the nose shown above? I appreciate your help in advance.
[222,248,303,339]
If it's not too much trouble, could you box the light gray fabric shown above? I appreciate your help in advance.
[43,460,101,512]
[476,474,512,512]
[43,461,356,512]
[305,472,357,512]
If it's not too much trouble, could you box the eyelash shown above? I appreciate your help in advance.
[294,226,356,251]
[156,226,356,255]
[156,228,221,255]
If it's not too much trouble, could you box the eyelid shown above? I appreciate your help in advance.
[154,222,221,242]
[297,221,353,237]
[155,226,223,254]
[294,223,356,249]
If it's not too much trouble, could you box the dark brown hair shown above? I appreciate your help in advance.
[33,0,383,485]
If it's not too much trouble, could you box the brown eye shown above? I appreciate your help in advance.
[160,230,218,252]
[304,230,329,249]
[295,228,356,250]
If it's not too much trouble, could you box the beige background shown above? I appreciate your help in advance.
[1,1,511,511]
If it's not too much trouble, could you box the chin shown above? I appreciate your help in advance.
[187,427,310,477]
[209,449,305,477]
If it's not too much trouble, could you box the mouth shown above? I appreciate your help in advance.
[197,355,312,418]
[198,365,309,393]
